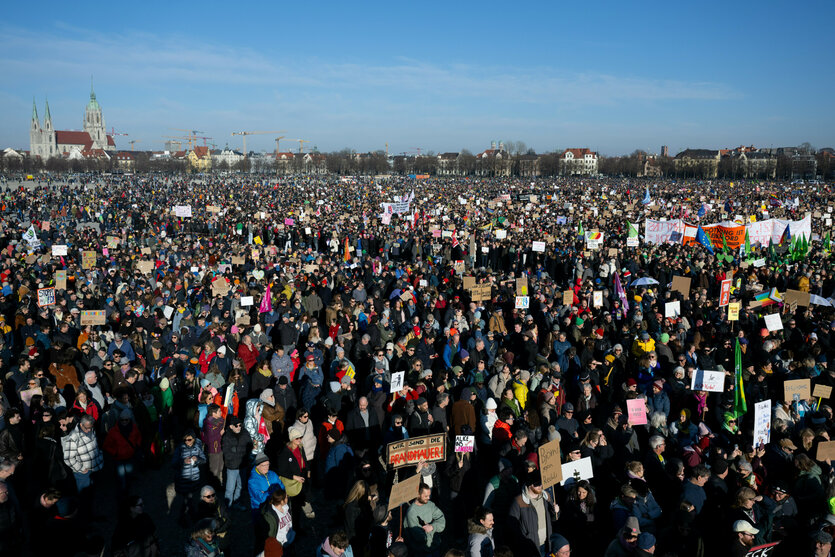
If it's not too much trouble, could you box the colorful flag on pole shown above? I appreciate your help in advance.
[780,223,791,246]
[343,237,350,262]
[259,283,272,314]
[734,339,747,418]
[627,222,639,238]
[696,226,714,255]
[614,272,629,313]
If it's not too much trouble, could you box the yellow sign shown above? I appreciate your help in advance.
[728,302,740,321]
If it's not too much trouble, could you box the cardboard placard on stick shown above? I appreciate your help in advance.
[386,434,446,469]
[470,284,492,302]
[783,289,811,308]
[814,384,832,399]
[817,441,835,462]
[784,379,811,402]
[516,277,528,296]
[463,276,476,290]
[80,310,106,326]
[387,473,421,511]
[562,290,574,306]
[136,261,154,275]
[81,250,96,270]
[54,270,67,291]
[538,438,562,488]
[212,278,231,297]
[671,275,691,297]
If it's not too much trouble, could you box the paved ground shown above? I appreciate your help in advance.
[86,457,338,556]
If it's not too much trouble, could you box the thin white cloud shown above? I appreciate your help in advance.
[0,25,739,106]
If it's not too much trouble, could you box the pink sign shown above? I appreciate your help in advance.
[626,398,647,426]
[284,218,295,226]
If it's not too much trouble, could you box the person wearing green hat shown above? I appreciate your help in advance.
[656,333,675,369]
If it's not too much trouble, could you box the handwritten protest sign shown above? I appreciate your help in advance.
[754,399,771,448]
[764,313,783,332]
[470,284,492,302]
[80,310,106,326]
[516,277,528,296]
[52,245,68,256]
[81,251,96,269]
[37,287,55,308]
[54,270,66,290]
[784,379,811,402]
[817,441,835,461]
[454,436,475,453]
[691,370,725,393]
[386,434,446,469]
[728,302,740,321]
[515,296,530,309]
[538,438,562,488]
[814,384,833,399]
[626,398,647,425]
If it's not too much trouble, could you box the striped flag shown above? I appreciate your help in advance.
[734,339,747,418]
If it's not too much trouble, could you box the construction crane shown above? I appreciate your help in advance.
[169,128,205,149]
[274,135,287,154]
[293,139,310,153]
[109,127,129,137]
[230,130,287,158]
[129,140,141,151]
[195,136,214,146]
[411,147,423,156]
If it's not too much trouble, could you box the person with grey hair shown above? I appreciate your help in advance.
[62,414,103,494]
[644,435,668,488]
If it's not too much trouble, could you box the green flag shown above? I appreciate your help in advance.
[744,229,751,257]
[627,222,639,238]
[825,231,831,252]
[578,221,584,238]
[734,339,747,418]
[768,237,777,261]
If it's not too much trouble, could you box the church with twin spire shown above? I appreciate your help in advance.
[30,81,115,159]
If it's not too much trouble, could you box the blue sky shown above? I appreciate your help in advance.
[2,1,833,156]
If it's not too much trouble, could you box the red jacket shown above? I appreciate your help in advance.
[198,350,217,375]
[73,399,100,422]
[237,343,259,373]
[103,423,141,461]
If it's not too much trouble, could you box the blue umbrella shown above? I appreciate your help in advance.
[629,277,659,287]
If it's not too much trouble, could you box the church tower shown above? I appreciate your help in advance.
[42,99,56,158]
[29,98,43,158]
[83,78,107,149]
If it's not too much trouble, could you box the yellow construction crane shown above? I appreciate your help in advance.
[230,130,287,157]
[170,128,204,149]
[129,139,141,151]
[274,135,287,154]
[293,139,310,153]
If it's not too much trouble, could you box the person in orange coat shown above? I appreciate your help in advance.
[103,409,142,492]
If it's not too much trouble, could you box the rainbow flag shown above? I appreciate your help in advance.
[754,288,782,307]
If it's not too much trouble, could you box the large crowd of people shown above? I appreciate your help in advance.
[0,172,833,557]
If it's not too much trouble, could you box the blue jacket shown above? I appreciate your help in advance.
[325,440,354,474]
[647,391,670,419]
[248,467,283,509]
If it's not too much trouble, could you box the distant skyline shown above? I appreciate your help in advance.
[2,1,833,156]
